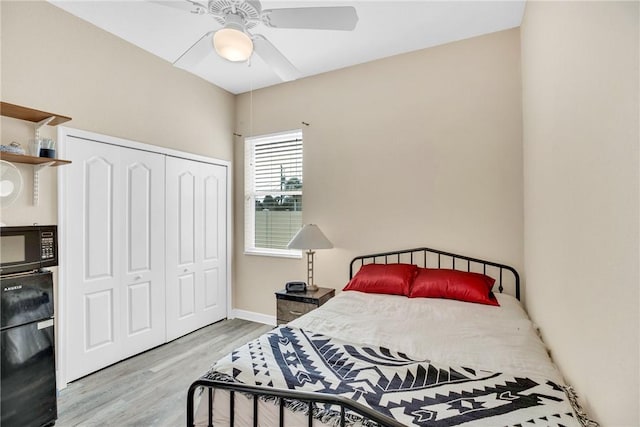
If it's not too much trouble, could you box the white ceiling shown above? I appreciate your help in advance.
[49,0,526,94]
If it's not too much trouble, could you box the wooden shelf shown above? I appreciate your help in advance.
[1,101,72,126]
[1,101,73,205]
[0,152,71,167]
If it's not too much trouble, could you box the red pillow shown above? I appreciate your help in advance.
[343,263,418,296]
[408,268,499,306]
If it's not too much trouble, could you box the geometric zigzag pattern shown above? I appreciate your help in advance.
[207,326,583,427]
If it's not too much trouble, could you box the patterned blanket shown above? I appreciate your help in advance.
[204,326,594,427]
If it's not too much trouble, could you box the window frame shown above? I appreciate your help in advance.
[244,129,303,259]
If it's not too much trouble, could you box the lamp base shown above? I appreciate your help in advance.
[306,283,319,292]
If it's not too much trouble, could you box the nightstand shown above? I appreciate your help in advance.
[275,287,335,325]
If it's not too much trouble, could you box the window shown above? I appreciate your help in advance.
[245,130,303,257]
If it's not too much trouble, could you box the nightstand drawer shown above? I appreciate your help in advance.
[277,299,316,323]
[275,287,335,325]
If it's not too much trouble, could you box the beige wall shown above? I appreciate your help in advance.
[1,1,234,226]
[234,29,524,316]
[521,2,639,425]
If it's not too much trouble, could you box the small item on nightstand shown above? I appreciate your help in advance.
[285,281,307,293]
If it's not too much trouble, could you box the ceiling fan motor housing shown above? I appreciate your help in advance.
[221,13,247,32]
[209,0,261,29]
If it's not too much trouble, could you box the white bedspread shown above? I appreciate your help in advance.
[289,291,563,384]
[196,291,566,426]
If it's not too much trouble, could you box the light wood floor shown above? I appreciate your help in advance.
[56,318,273,427]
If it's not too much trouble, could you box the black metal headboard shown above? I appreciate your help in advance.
[349,247,520,300]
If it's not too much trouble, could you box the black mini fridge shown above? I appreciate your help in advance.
[1,271,57,427]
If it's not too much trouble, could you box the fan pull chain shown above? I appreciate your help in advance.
[250,67,253,138]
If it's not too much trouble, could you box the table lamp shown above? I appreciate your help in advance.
[287,224,333,292]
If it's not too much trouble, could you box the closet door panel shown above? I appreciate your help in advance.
[178,273,196,317]
[128,281,152,334]
[85,289,115,350]
[65,137,165,380]
[166,158,227,340]
[166,157,201,340]
[204,175,219,260]
[66,139,124,381]
[204,268,220,308]
[200,163,227,322]
[178,172,196,265]
[128,163,152,272]
[121,151,165,358]
[85,156,114,279]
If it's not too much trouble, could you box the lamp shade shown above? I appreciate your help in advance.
[213,15,253,62]
[287,224,333,250]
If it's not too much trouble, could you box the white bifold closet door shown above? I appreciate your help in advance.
[65,138,166,382]
[165,157,227,341]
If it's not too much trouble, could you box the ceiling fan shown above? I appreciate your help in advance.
[152,0,359,82]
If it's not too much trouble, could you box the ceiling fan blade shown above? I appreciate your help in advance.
[261,6,358,31]
[252,35,301,82]
[173,31,214,69]
[148,0,207,14]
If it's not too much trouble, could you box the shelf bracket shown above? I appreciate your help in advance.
[35,116,55,140]
[33,161,55,206]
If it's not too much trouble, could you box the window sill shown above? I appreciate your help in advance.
[244,249,302,259]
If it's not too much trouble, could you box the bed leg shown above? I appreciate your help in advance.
[208,388,213,427]
[186,383,198,427]
[230,391,235,427]
[253,395,258,427]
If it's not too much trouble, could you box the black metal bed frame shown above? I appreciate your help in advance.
[349,247,520,300]
[187,246,521,427]
[187,379,406,427]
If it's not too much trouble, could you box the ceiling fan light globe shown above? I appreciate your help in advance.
[213,28,253,62]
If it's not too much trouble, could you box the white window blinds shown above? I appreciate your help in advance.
[245,130,303,257]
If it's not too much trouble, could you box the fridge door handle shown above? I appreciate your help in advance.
[37,319,54,329]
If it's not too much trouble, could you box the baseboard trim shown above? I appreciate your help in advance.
[230,309,276,326]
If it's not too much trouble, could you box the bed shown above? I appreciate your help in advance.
[187,247,596,427]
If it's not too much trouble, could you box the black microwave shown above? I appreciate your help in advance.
[0,226,58,275]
